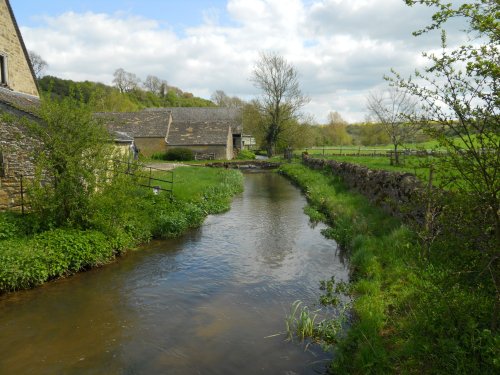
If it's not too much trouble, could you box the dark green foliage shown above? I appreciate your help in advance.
[150,152,167,160]
[164,148,194,161]
[0,212,25,240]
[0,229,113,291]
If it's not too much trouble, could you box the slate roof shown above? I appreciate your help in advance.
[95,111,171,138]
[0,87,40,116]
[160,107,240,145]
[146,107,242,128]
[167,121,230,145]
[98,107,243,146]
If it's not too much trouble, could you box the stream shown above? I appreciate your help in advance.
[0,172,348,374]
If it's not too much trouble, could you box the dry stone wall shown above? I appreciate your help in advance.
[302,154,426,223]
[0,111,37,211]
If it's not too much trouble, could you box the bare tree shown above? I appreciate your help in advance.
[211,90,245,108]
[250,52,309,156]
[366,87,419,164]
[28,50,48,79]
[113,68,141,93]
[143,75,168,96]
[327,111,347,126]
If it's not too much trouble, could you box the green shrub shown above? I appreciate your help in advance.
[150,152,167,160]
[165,148,194,161]
[236,149,256,160]
[0,212,25,240]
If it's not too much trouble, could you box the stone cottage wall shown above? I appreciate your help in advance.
[0,0,39,96]
[0,111,37,211]
[302,154,426,223]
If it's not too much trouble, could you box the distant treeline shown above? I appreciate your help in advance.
[38,75,214,112]
[37,76,433,148]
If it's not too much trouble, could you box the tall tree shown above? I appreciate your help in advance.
[28,50,48,79]
[366,87,419,164]
[250,52,308,156]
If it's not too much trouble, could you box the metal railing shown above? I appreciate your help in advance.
[17,160,175,213]
[111,159,174,197]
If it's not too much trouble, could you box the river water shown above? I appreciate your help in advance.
[0,172,348,374]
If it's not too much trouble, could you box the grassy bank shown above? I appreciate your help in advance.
[0,167,243,293]
[280,163,498,374]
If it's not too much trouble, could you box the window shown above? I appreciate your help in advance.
[0,151,4,178]
[0,54,7,86]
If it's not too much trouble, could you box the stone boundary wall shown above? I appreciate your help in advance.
[302,154,426,223]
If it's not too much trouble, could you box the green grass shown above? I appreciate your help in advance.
[167,166,242,201]
[279,162,498,374]
[302,135,490,155]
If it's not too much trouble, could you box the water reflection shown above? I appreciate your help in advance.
[0,172,348,374]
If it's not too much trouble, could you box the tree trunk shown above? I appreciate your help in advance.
[266,144,273,157]
[491,208,500,332]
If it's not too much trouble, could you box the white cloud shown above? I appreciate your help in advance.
[19,0,461,123]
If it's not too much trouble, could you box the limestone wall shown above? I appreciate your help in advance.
[0,113,37,211]
[0,0,39,97]
[172,145,229,160]
[302,154,426,222]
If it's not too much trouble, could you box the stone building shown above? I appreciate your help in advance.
[99,107,242,160]
[0,0,40,211]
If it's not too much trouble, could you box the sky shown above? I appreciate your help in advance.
[11,0,467,123]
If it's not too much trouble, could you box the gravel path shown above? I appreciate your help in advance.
[144,162,188,170]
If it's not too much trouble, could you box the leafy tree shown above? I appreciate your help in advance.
[355,123,391,146]
[27,94,115,228]
[393,0,499,330]
[250,52,309,156]
[366,87,419,164]
[324,111,352,146]
[28,50,48,79]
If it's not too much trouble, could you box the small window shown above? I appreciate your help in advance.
[0,151,5,178]
[0,55,7,86]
